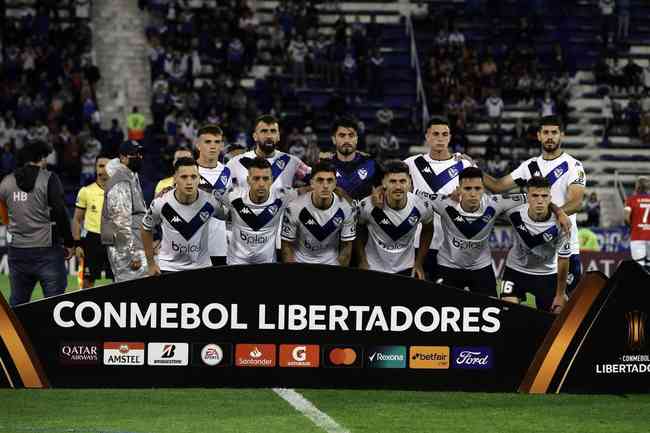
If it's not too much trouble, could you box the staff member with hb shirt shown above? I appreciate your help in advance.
[101,141,148,282]
[0,141,74,306]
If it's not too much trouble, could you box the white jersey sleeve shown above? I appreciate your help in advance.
[142,197,163,231]
[567,160,587,188]
[281,202,298,242]
[341,200,357,241]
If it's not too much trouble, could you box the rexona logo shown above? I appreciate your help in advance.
[279,344,320,368]
[452,347,494,370]
[59,342,99,365]
[323,345,363,368]
[147,343,189,366]
[103,342,145,366]
[366,346,407,369]
[235,344,276,367]
[409,346,450,369]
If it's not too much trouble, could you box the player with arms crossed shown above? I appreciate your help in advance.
[500,177,572,313]
[404,116,474,279]
[281,161,356,266]
[482,115,586,293]
[356,161,434,278]
[141,158,220,275]
[417,167,533,296]
[625,176,650,270]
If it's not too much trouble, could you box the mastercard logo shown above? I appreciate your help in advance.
[329,348,357,365]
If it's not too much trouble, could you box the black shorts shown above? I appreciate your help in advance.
[500,266,556,312]
[437,264,497,297]
[83,232,113,281]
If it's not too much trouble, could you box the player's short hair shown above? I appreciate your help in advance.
[330,116,359,136]
[95,153,111,164]
[197,124,223,137]
[381,160,410,178]
[539,115,563,131]
[174,146,193,156]
[247,157,272,172]
[459,166,483,183]
[311,161,336,178]
[174,157,198,172]
[254,114,279,130]
[636,176,650,194]
[527,176,551,190]
[18,140,51,165]
[425,116,450,130]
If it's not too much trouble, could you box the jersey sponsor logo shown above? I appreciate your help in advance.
[232,198,283,231]
[299,208,345,241]
[171,240,201,254]
[445,206,496,238]
[357,168,368,179]
[371,207,421,241]
[162,202,215,241]
[413,156,464,192]
[509,212,560,249]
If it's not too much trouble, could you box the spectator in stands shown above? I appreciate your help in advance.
[617,0,630,42]
[368,48,384,99]
[377,106,395,131]
[602,91,614,137]
[584,192,601,228]
[0,140,73,307]
[599,0,615,48]
[485,91,504,135]
[342,52,358,94]
[539,92,556,117]
[378,129,400,163]
[127,107,146,141]
[0,142,17,180]
[80,135,102,185]
[288,34,308,89]
[106,119,124,156]
[627,96,642,137]
[623,59,643,95]
[487,152,509,177]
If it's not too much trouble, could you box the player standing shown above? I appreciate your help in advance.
[404,116,474,279]
[625,176,650,270]
[356,161,434,278]
[483,115,586,294]
[141,158,219,275]
[72,155,113,287]
[154,147,193,195]
[281,161,356,266]
[500,177,571,313]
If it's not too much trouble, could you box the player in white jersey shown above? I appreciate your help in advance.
[227,114,311,189]
[483,115,586,294]
[500,177,572,313]
[194,124,231,266]
[357,161,434,278]
[213,157,306,264]
[281,161,356,265]
[403,116,474,280]
[417,167,529,296]
[141,158,219,275]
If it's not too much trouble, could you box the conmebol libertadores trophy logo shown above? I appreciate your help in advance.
[626,310,647,352]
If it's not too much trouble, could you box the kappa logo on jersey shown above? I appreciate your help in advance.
[445,206,496,238]
[414,156,464,192]
[147,343,189,366]
[232,198,283,231]
[336,171,342,178]
[372,206,421,241]
[161,202,215,241]
[510,212,560,248]
[299,208,346,241]
[358,168,368,179]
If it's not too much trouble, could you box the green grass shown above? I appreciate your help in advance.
[0,389,648,433]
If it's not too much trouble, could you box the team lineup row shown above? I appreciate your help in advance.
[75,114,585,315]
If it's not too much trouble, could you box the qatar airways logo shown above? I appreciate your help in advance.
[452,347,493,369]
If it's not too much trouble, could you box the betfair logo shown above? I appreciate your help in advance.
[409,346,450,369]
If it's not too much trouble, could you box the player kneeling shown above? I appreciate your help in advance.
[500,177,571,313]
[281,161,356,266]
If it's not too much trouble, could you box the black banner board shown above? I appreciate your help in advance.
[6,264,555,391]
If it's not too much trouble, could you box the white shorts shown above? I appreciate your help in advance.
[630,240,650,263]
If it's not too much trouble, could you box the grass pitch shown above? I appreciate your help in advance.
[0,389,649,433]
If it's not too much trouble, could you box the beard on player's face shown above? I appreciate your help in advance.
[257,139,276,154]
[337,142,356,155]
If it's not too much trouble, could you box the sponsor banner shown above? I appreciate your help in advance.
[323,345,363,368]
[103,342,145,366]
[366,346,407,369]
[451,347,494,370]
[235,344,276,368]
[279,344,320,368]
[192,343,231,367]
[59,342,100,366]
[409,346,450,369]
[147,343,189,366]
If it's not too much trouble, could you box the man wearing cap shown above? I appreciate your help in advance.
[101,141,148,282]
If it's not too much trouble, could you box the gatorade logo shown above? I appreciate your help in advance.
[279,344,319,368]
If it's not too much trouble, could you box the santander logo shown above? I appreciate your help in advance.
[250,347,263,358]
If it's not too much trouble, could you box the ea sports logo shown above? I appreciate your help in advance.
[201,344,224,366]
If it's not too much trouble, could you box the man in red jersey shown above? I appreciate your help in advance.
[624,176,650,270]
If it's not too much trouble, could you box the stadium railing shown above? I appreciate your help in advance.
[405,13,429,132]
